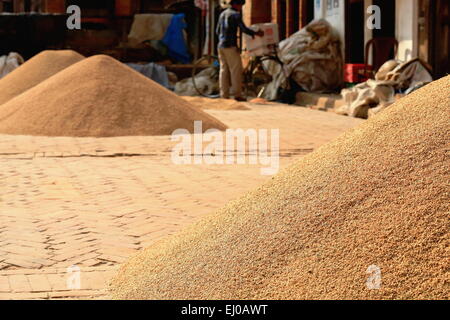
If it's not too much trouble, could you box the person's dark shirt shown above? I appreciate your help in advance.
[216,8,256,49]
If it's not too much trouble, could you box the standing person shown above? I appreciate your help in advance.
[216,0,264,101]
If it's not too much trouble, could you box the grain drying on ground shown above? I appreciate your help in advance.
[110,76,450,300]
[0,55,227,137]
[0,50,84,106]
[181,96,250,110]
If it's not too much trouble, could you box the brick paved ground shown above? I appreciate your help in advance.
[0,104,363,299]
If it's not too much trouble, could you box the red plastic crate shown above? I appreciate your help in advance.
[344,63,372,83]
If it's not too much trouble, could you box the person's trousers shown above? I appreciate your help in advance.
[218,47,243,99]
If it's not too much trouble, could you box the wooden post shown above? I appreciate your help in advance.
[13,0,25,12]
[271,0,280,24]
[272,0,284,39]
[286,0,294,36]
[299,0,308,29]
[242,0,252,26]
[115,0,139,16]
[42,0,65,13]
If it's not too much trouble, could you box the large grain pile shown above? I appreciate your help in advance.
[0,55,227,137]
[0,50,84,106]
[110,76,449,300]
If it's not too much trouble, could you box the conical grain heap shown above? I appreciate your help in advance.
[110,76,450,300]
[0,50,84,106]
[0,55,227,137]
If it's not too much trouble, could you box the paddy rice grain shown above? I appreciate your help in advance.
[181,96,250,111]
[0,50,84,106]
[0,55,227,137]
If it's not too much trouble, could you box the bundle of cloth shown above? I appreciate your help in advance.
[0,52,24,79]
[174,67,219,96]
[264,19,343,100]
[336,58,433,119]
[128,13,190,64]
[126,62,172,89]
[128,14,173,47]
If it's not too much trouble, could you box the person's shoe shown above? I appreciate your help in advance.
[234,97,247,102]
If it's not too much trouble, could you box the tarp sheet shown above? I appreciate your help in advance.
[126,62,171,89]
[162,13,191,64]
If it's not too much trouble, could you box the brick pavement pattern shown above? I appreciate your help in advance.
[0,104,363,299]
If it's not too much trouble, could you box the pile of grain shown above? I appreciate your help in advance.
[110,76,449,300]
[181,96,250,111]
[0,50,84,106]
[0,55,227,137]
[248,97,271,105]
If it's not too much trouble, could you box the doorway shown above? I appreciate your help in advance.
[418,0,450,78]
[345,0,365,63]
[429,0,449,78]
[372,0,395,38]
